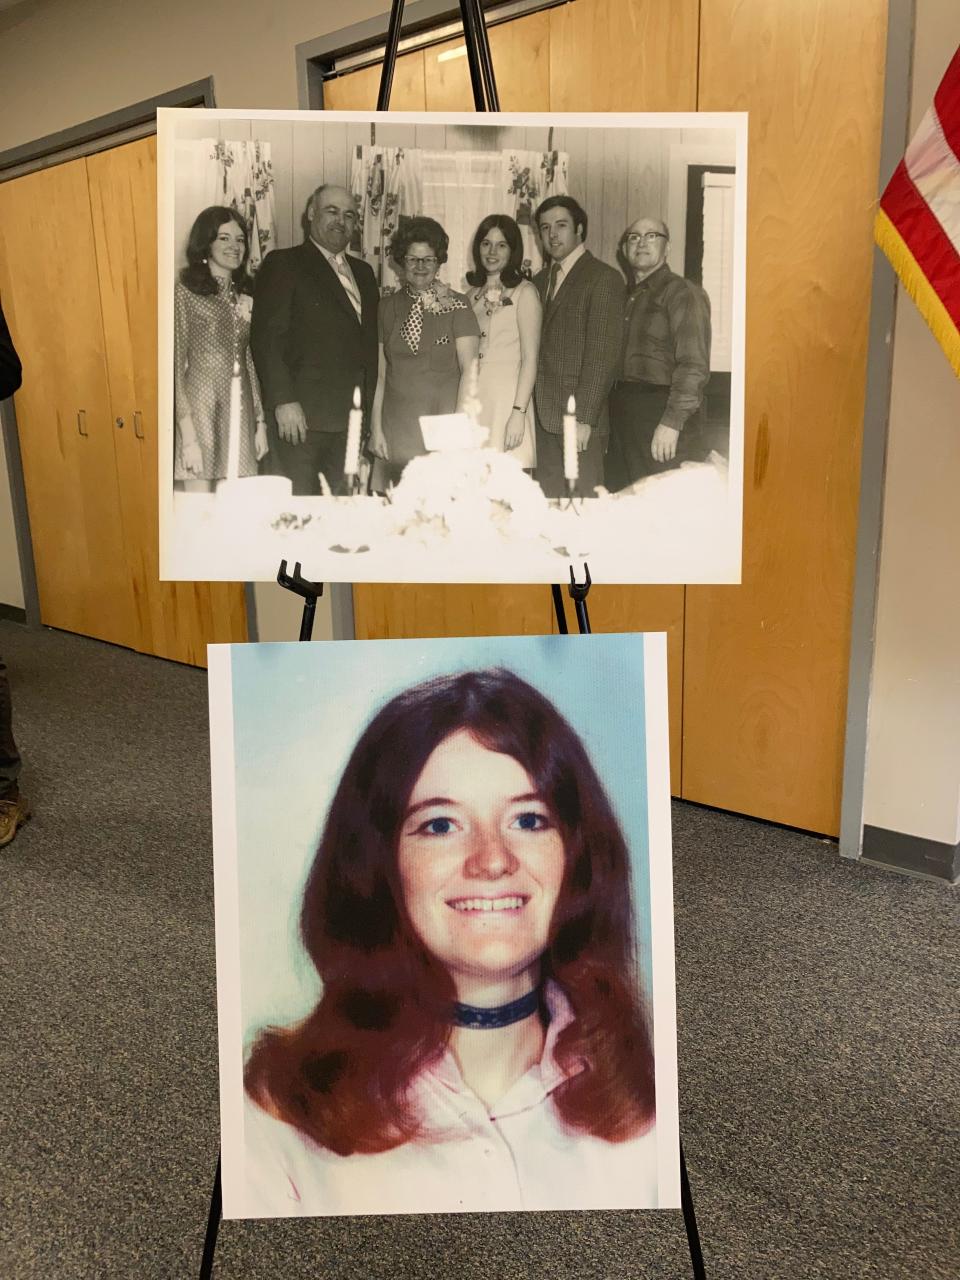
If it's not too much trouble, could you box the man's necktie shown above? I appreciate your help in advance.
[545,260,561,305]
[336,257,362,319]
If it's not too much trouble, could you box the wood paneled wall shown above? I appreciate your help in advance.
[327,0,697,799]
[316,0,889,833]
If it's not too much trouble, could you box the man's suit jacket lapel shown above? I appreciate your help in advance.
[301,240,361,326]
[542,250,594,329]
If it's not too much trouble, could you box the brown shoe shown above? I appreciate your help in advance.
[0,795,30,847]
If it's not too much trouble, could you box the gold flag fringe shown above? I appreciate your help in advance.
[874,208,960,379]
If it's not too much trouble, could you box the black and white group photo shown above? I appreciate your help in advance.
[158,108,746,584]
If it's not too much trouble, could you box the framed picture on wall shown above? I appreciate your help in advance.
[209,632,679,1217]
[158,107,747,585]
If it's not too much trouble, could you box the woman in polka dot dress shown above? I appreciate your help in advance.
[174,206,268,489]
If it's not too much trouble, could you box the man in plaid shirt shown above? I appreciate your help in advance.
[608,217,711,490]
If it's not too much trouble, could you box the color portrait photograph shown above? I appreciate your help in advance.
[208,633,679,1218]
[159,107,746,585]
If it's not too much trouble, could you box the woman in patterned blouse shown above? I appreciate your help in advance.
[174,206,268,490]
[368,217,479,487]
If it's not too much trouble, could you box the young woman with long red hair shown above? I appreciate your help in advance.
[242,668,659,1214]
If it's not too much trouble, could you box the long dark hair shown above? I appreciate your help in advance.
[179,205,254,297]
[244,668,656,1155]
[466,213,526,288]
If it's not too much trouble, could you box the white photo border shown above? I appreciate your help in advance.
[159,108,747,585]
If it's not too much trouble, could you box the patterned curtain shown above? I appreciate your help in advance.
[351,146,424,290]
[501,150,569,277]
[176,139,277,275]
[211,140,277,273]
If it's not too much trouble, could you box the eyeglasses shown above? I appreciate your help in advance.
[403,255,438,268]
[322,207,359,224]
[625,232,667,246]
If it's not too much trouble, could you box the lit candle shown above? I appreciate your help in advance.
[344,385,363,479]
[462,356,482,423]
[563,393,578,486]
[226,360,242,482]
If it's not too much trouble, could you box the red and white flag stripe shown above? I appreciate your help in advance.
[876,45,960,377]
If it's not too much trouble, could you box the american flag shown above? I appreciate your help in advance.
[875,44,960,378]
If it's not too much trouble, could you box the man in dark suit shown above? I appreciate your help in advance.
[251,184,379,495]
[532,196,625,497]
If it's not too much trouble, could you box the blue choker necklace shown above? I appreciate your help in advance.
[453,988,541,1030]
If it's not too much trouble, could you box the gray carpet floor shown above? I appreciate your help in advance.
[0,619,957,1279]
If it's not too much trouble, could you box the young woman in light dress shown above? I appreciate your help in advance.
[466,214,542,469]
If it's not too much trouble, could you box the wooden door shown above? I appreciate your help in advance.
[328,1,692,793]
[545,0,698,798]
[681,0,887,834]
[0,159,138,649]
[86,137,248,665]
[324,0,887,830]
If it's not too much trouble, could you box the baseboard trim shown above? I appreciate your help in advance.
[862,824,960,884]
[0,603,27,624]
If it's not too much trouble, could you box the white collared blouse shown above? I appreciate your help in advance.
[238,983,660,1218]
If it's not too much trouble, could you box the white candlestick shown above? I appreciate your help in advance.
[226,360,242,482]
[563,393,578,484]
[344,385,363,478]
[462,355,482,424]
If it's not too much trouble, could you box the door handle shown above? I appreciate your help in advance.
[77,410,88,437]
[133,410,144,440]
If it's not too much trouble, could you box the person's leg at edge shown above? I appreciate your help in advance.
[0,654,29,848]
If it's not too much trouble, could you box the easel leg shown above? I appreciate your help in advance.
[277,561,324,642]
[551,584,568,634]
[567,564,592,635]
[459,0,500,109]
[299,595,317,641]
[680,1142,706,1278]
[376,0,406,109]
[199,1154,222,1280]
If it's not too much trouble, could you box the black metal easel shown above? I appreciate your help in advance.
[199,3,705,1272]
[277,559,325,640]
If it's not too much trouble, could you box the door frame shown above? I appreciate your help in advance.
[838,0,915,863]
[0,78,216,180]
[0,77,259,645]
[295,0,569,109]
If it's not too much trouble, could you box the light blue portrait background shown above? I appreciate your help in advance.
[230,634,651,1047]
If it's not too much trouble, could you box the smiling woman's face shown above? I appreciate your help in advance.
[397,729,566,1004]
[401,240,441,293]
[479,226,511,277]
[208,220,245,275]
